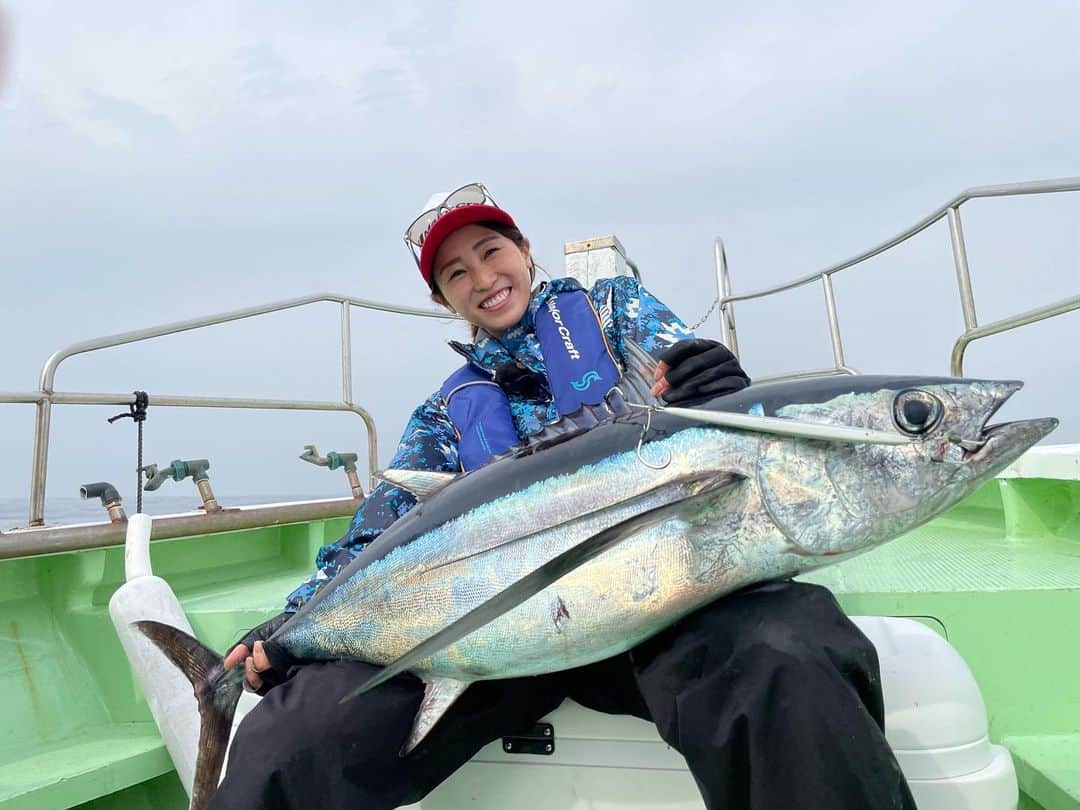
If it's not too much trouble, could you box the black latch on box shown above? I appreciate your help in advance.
[501,722,555,755]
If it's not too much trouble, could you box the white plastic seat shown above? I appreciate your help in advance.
[853,616,1018,810]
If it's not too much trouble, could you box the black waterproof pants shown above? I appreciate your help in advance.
[211,581,916,810]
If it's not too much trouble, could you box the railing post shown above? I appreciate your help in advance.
[947,206,979,331]
[29,399,51,526]
[821,274,847,369]
[340,302,353,404]
[950,337,969,377]
[715,239,740,357]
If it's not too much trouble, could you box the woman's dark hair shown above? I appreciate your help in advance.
[430,220,532,340]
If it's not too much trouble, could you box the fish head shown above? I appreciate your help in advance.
[740,376,1057,558]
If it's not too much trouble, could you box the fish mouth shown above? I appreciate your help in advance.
[937,381,1056,471]
[963,417,1059,468]
[948,380,1024,459]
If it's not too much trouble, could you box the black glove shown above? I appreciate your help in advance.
[657,339,750,404]
[230,611,290,695]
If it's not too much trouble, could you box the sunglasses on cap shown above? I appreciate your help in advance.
[403,182,501,265]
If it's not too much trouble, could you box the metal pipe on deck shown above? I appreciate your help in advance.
[12,391,382,521]
[0,498,360,560]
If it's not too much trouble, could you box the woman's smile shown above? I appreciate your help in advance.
[479,287,512,310]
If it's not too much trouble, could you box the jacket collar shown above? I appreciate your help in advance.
[448,278,585,374]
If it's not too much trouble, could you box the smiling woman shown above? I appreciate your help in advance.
[197,184,921,810]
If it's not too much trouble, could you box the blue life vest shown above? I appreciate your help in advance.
[440,287,621,471]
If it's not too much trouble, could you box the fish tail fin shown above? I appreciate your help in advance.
[135,619,244,810]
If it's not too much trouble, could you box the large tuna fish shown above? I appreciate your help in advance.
[137,344,1056,809]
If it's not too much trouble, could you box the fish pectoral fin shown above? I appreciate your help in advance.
[343,471,742,700]
[375,468,458,500]
[401,677,471,756]
[659,405,912,446]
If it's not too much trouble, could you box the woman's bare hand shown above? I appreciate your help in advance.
[223,611,290,692]
[224,640,272,690]
[651,359,673,399]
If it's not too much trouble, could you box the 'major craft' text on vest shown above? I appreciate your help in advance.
[440,287,621,471]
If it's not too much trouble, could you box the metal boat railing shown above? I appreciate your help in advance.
[5,176,1078,545]
[715,177,1080,381]
[0,293,457,529]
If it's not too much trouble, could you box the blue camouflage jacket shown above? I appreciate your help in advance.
[285,275,695,612]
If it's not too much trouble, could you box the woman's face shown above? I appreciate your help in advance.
[432,224,533,336]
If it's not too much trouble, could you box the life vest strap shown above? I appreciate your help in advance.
[440,288,621,471]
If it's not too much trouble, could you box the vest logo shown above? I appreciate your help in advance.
[570,370,602,391]
[546,298,581,360]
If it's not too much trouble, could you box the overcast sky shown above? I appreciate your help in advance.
[1,1,1078,524]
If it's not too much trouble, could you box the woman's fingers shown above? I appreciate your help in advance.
[241,642,273,690]
[252,640,271,673]
[223,643,250,671]
[651,360,671,397]
[245,656,263,690]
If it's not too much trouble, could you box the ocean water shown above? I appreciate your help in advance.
[0,494,331,531]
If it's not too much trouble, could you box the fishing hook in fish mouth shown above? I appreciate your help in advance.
[951,436,988,451]
[627,403,672,470]
[935,433,989,464]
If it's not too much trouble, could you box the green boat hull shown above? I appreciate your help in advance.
[1,471,1078,809]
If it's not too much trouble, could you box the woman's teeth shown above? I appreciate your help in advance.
[480,288,510,309]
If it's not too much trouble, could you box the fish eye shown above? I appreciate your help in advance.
[893,389,944,435]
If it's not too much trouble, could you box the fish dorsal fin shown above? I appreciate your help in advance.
[619,338,664,409]
[401,677,471,755]
[375,469,458,499]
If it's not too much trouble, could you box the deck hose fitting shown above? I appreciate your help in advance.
[80,481,128,523]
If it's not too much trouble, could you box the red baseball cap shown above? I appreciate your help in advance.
[419,205,516,287]
[405,184,519,287]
